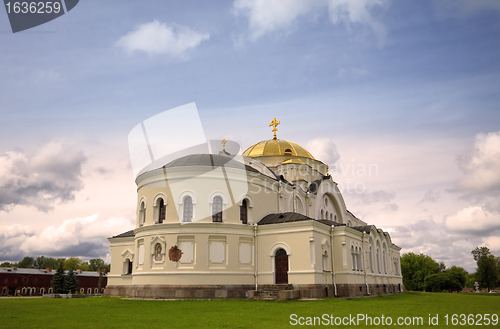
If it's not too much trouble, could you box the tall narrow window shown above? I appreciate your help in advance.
[351,246,356,271]
[321,209,324,220]
[126,259,132,274]
[357,247,362,271]
[383,249,387,274]
[212,196,223,222]
[183,196,193,222]
[377,248,380,274]
[240,199,248,224]
[139,202,145,226]
[158,199,165,224]
[369,246,374,273]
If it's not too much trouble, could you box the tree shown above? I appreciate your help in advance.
[34,256,59,269]
[445,266,468,287]
[0,262,14,267]
[471,247,499,291]
[63,257,82,271]
[89,258,106,271]
[63,268,79,294]
[51,261,66,294]
[424,267,467,292]
[401,252,444,291]
[424,273,461,292]
[17,256,35,268]
[80,262,90,271]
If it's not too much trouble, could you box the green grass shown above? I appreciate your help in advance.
[0,292,499,328]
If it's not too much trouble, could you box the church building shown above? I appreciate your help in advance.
[105,118,404,299]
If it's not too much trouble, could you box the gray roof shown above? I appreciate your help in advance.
[352,225,376,234]
[112,230,135,238]
[258,212,345,227]
[306,175,331,194]
[163,154,261,175]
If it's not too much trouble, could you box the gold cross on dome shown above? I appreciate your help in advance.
[221,138,227,151]
[269,117,280,140]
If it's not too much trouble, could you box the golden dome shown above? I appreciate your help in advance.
[242,139,315,159]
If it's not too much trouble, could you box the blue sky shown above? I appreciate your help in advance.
[1,0,499,272]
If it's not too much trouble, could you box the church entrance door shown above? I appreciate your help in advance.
[275,248,288,284]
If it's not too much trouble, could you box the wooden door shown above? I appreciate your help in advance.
[275,249,288,284]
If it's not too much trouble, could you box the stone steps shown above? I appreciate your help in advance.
[252,284,296,301]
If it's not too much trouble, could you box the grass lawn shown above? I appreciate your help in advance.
[0,292,499,328]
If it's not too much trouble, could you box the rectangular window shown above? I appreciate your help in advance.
[138,240,145,265]
[178,235,195,265]
[239,237,253,265]
[209,235,227,266]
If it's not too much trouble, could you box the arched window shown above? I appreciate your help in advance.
[2,287,6,296]
[183,196,193,222]
[40,288,45,295]
[240,199,248,224]
[334,214,337,221]
[158,198,166,224]
[320,209,324,220]
[88,288,92,294]
[351,245,356,271]
[139,201,146,226]
[383,249,387,274]
[124,258,132,275]
[357,247,362,271]
[212,196,223,222]
[48,288,53,294]
[101,288,105,294]
[322,250,329,271]
[94,288,98,294]
[377,248,381,274]
[347,220,352,227]
[369,246,374,273]
[330,213,333,221]
[325,211,329,220]
[80,288,84,293]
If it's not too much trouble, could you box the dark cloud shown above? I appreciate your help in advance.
[385,203,399,211]
[95,166,111,175]
[390,218,481,272]
[0,142,87,212]
[417,189,441,205]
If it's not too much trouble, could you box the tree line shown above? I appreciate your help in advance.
[0,256,110,272]
[401,246,500,292]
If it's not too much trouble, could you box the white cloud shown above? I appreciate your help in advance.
[0,214,134,261]
[233,0,388,44]
[328,0,388,46]
[453,130,500,196]
[306,137,340,165]
[444,206,500,235]
[0,142,86,212]
[484,236,500,254]
[116,20,209,57]
[234,0,316,40]
[350,188,395,205]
